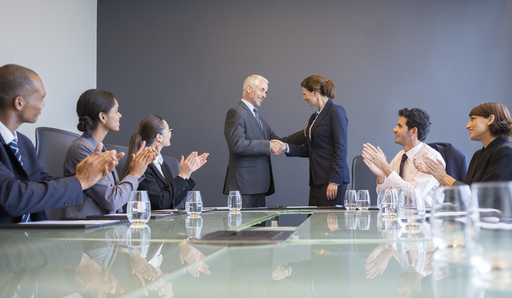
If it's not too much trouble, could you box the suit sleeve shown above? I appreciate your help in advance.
[477,145,512,182]
[138,167,195,209]
[328,106,348,184]
[224,107,271,156]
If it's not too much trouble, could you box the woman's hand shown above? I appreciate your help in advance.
[128,141,157,179]
[178,152,209,179]
[414,156,455,186]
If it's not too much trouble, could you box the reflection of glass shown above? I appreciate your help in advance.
[397,188,425,232]
[356,190,370,210]
[468,181,512,290]
[432,185,471,248]
[227,190,242,213]
[344,210,357,230]
[344,190,357,211]
[432,249,475,298]
[186,191,203,217]
[228,212,243,228]
[398,230,426,272]
[127,190,151,223]
[356,210,370,230]
[186,215,203,238]
[380,189,398,218]
[127,223,151,257]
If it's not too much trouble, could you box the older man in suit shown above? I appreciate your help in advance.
[223,74,284,208]
[0,64,121,223]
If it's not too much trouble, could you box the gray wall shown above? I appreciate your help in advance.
[97,0,512,207]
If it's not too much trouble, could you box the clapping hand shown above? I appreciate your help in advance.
[270,140,287,156]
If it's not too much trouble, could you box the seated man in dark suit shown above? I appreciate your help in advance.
[0,64,122,223]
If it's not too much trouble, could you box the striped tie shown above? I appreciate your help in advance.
[9,139,24,168]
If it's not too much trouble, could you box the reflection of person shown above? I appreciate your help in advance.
[63,89,156,218]
[0,64,119,224]
[416,102,512,185]
[126,115,208,209]
[277,75,349,206]
[362,108,445,207]
[223,74,283,207]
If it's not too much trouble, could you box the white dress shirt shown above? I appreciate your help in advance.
[0,121,17,144]
[152,153,165,178]
[377,142,445,207]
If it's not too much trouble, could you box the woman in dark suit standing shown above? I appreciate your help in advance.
[125,115,208,210]
[416,102,512,185]
[281,75,350,206]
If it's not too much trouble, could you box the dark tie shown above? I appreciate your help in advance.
[399,153,408,178]
[9,139,24,168]
[253,108,261,127]
[9,140,30,222]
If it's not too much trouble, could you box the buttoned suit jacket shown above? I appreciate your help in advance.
[0,132,83,223]
[287,99,350,186]
[63,135,139,218]
[223,101,278,195]
[138,162,195,209]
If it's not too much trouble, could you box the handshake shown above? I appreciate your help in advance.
[270,140,287,156]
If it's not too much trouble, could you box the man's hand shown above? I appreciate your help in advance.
[75,143,123,190]
[326,183,338,200]
[362,143,393,182]
[270,140,287,156]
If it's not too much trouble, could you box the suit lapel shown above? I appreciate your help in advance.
[240,102,265,138]
[309,99,334,144]
[149,163,168,185]
[1,134,27,177]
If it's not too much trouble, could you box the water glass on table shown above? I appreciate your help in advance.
[186,191,203,217]
[344,190,357,211]
[356,190,370,210]
[228,190,242,213]
[379,189,398,219]
[431,185,471,249]
[397,188,425,233]
[127,190,151,224]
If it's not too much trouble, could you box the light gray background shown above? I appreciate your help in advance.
[94,0,511,207]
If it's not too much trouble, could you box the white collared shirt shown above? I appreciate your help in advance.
[377,142,446,207]
[0,120,17,144]
[152,153,165,177]
[241,99,256,117]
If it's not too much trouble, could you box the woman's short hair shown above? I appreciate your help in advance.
[76,89,116,137]
[301,75,336,99]
[470,102,512,139]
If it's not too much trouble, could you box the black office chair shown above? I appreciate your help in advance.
[35,127,81,219]
[427,142,468,182]
[104,144,129,179]
[351,155,377,206]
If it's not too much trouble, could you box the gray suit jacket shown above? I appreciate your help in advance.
[62,135,140,218]
[223,101,278,195]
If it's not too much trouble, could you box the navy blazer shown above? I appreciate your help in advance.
[428,142,468,182]
[0,132,83,223]
[287,99,350,186]
[138,162,195,209]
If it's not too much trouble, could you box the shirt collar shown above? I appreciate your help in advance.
[153,152,164,166]
[403,142,425,159]
[241,99,256,114]
[0,121,17,144]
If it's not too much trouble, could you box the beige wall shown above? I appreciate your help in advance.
[0,0,97,143]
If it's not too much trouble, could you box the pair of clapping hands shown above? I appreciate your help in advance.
[270,140,287,156]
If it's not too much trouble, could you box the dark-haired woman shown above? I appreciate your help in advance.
[416,102,512,185]
[279,75,350,206]
[125,115,208,210]
[63,89,156,218]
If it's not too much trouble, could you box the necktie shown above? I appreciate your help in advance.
[399,153,408,178]
[253,108,261,127]
[9,139,24,168]
[9,140,30,222]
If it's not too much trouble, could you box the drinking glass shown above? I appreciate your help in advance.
[127,223,151,257]
[377,189,386,211]
[380,189,398,218]
[356,190,370,210]
[185,215,203,238]
[344,190,357,211]
[356,210,370,230]
[127,190,151,223]
[467,181,512,289]
[397,188,425,232]
[186,191,203,217]
[431,185,471,248]
[227,190,242,213]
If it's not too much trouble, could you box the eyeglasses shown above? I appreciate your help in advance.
[161,128,173,134]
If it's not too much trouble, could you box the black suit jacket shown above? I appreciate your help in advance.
[458,137,512,184]
[287,99,350,186]
[138,162,195,209]
[0,132,83,223]
[428,142,468,182]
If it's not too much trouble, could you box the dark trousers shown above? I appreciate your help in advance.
[309,183,347,206]
[242,193,266,208]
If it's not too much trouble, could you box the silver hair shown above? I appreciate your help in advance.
[242,74,268,96]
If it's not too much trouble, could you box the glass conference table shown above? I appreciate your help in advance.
[0,208,507,297]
